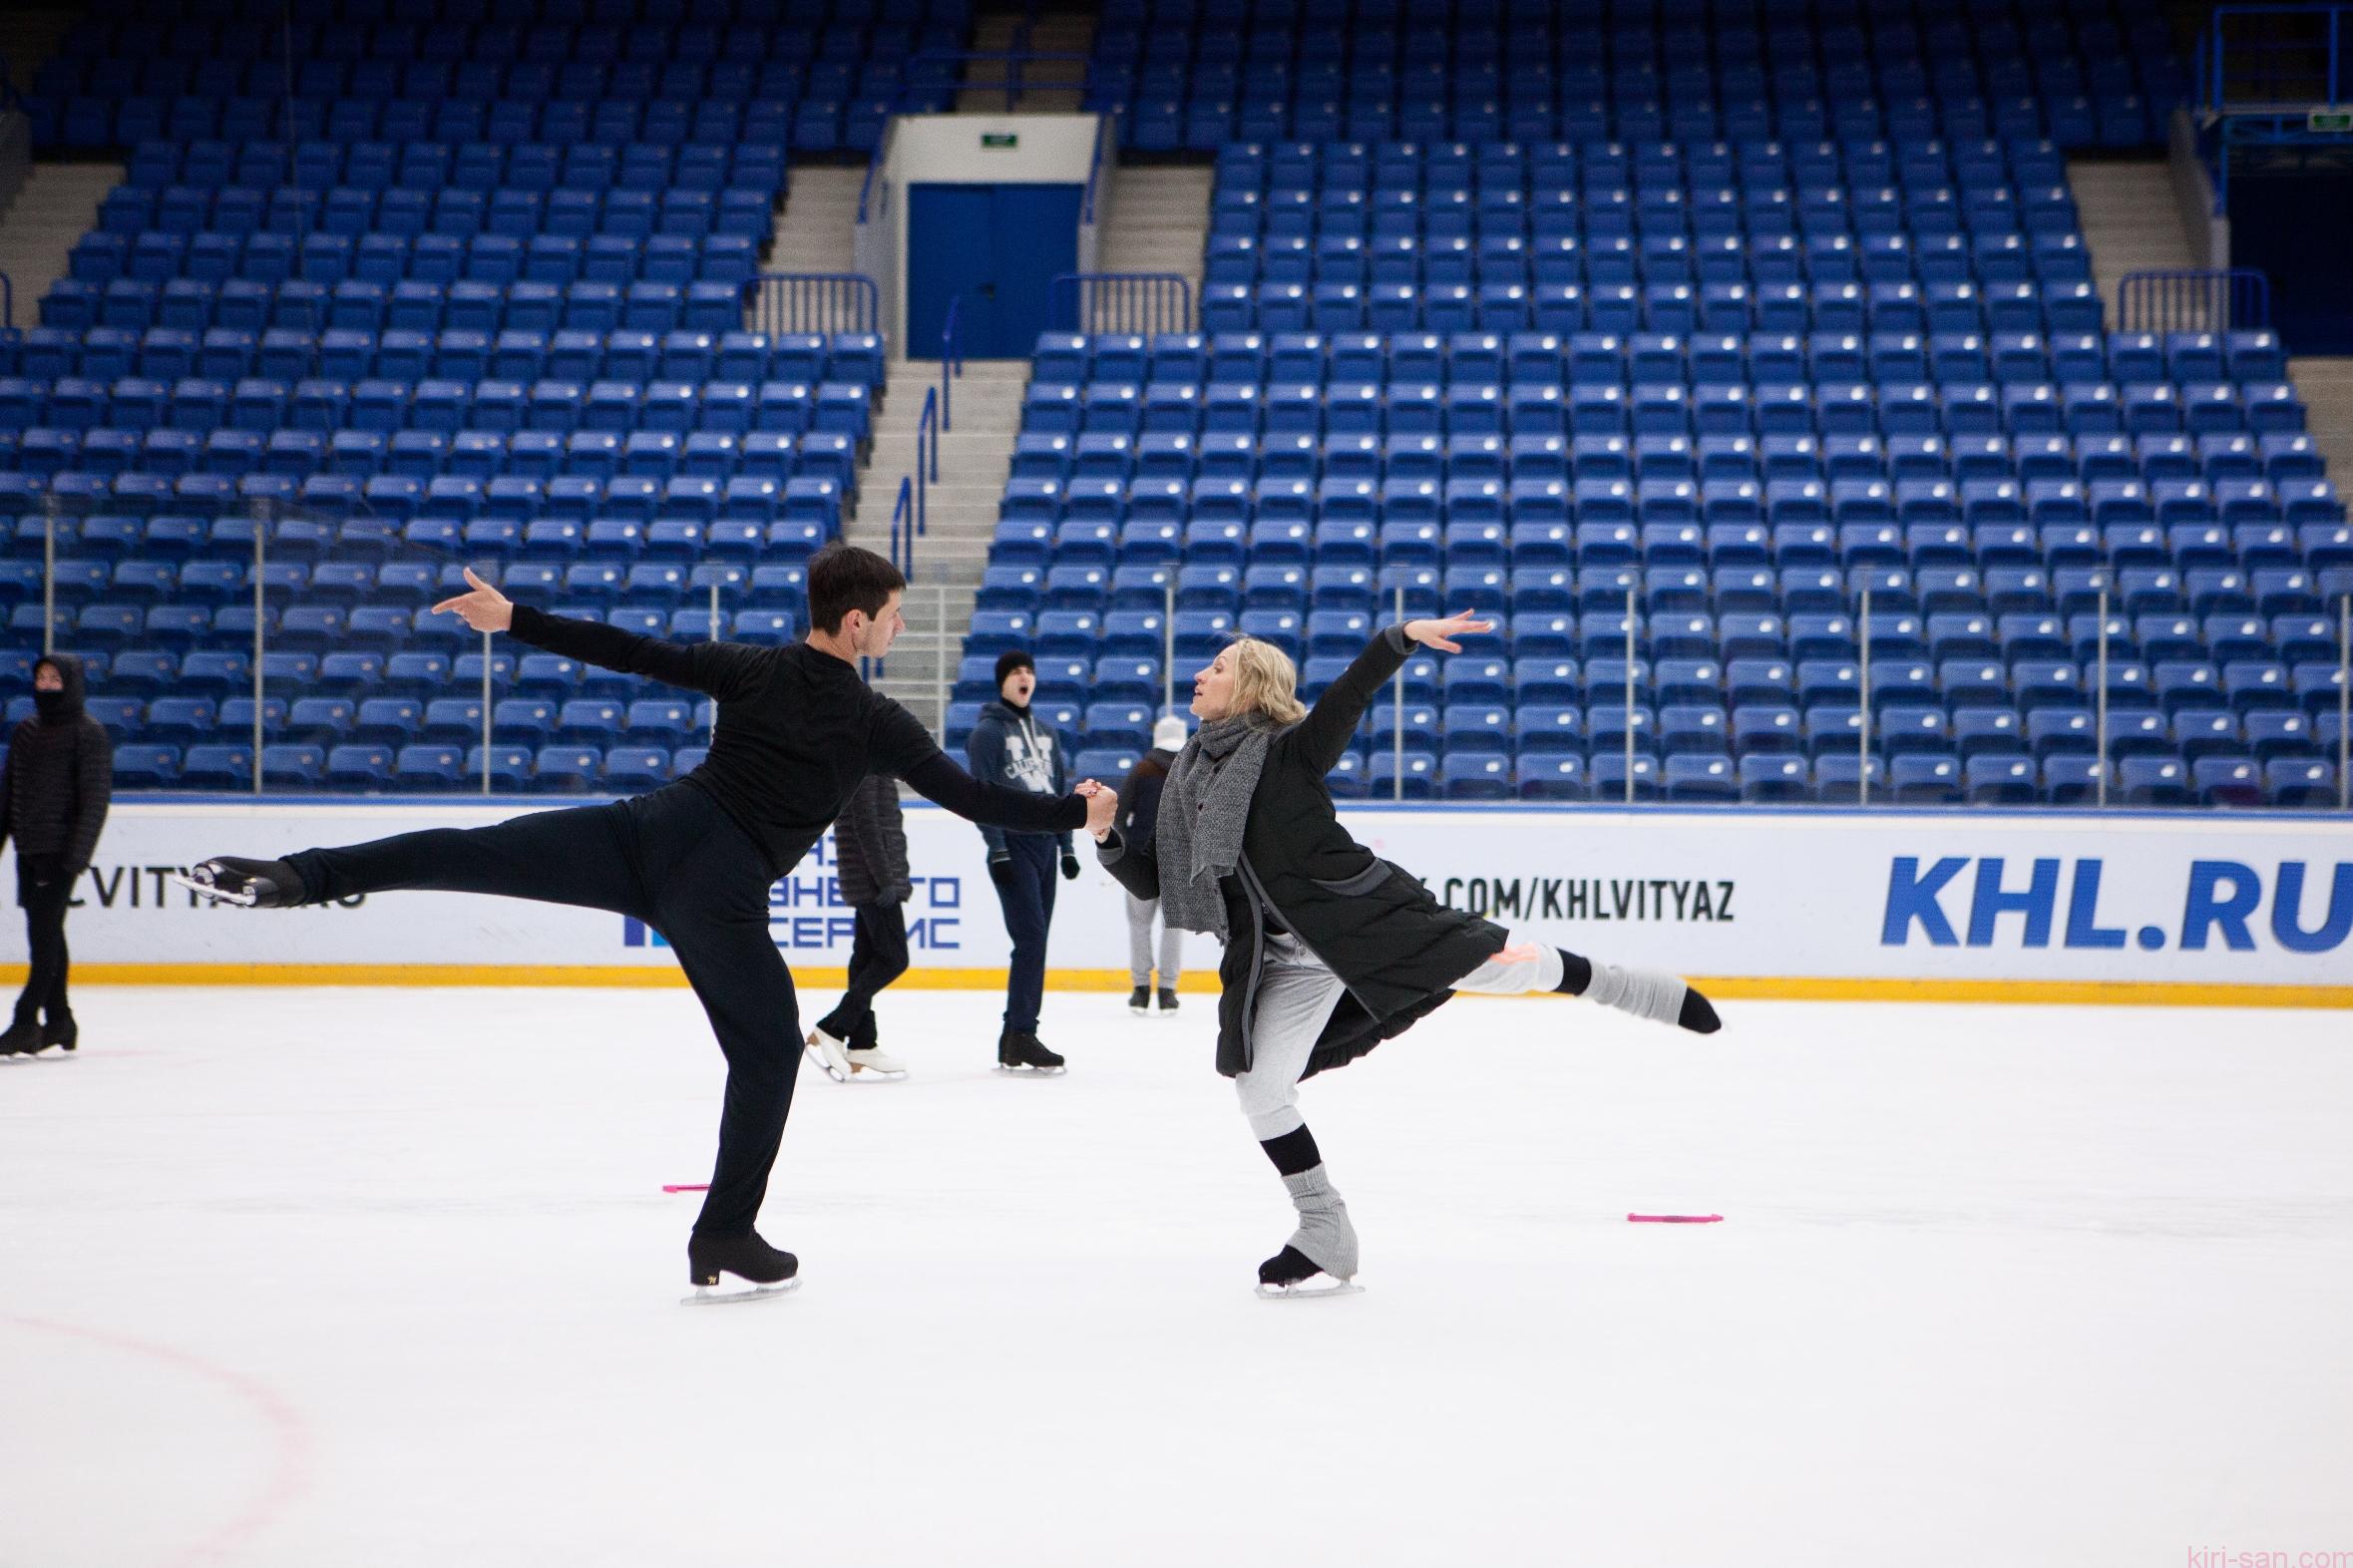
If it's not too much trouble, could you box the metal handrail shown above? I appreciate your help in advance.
[913,383,937,578]
[2117,267,2272,332]
[743,273,880,336]
[941,293,964,429]
[1048,272,1193,335]
[889,475,915,588]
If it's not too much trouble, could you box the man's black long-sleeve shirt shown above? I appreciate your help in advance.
[508,605,1084,877]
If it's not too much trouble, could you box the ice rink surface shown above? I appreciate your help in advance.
[3,984,2350,1568]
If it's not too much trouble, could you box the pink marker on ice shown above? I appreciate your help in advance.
[1627,1213,1723,1224]
[662,1183,710,1194]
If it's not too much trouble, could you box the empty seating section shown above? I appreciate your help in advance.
[10,0,2348,810]
[959,81,2348,810]
[26,0,973,157]
[1094,0,2179,154]
[977,314,2350,805]
[0,0,947,792]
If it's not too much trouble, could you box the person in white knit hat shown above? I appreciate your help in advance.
[1112,712,1192,1014]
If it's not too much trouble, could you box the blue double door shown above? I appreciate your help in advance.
[906,183,1081,359]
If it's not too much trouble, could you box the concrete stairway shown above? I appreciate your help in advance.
[958,11,1092,112]
[2286,359,2353,514]
[0,162,117,330]
[762,165,864,277]
[2069,159,2351,519]
[2066,158,2195,326]
[1097,164,1212,299]
[855,359,1030,730]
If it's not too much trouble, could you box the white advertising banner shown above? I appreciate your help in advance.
[3,800,2348,1000]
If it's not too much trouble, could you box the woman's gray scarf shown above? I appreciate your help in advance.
[1154,713,1283,940]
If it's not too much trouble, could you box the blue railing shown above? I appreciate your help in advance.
[2118,267,2273,333]
[2196,4,2352,115]
[888,475,916,585]
[915,384,938,554]
[940,293,964,429]
[743,273,879,336]
[1049,273,1194,335]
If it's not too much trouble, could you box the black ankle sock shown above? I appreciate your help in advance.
[1553,949,1592,995]
[1260,1124,1322,1177]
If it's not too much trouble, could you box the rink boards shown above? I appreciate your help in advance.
[5,800,2349,1004]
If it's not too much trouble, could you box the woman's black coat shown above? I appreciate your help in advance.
[1096,626,1508,1080]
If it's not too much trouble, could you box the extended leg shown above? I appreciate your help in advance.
[1454,931,1721,1034]
[289,800,647,911]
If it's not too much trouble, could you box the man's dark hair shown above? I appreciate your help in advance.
[806,543,906,633]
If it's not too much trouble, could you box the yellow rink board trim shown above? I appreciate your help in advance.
[3,964,2348,1008]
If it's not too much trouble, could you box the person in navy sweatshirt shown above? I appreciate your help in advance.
[964,649,1077,1073]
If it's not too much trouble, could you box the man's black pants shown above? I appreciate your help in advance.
[813,902,909,1049]
[287,783,794,1239]
[12,855,73,1027]
[990,833,1058,1034]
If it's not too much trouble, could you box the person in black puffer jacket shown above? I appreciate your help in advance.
[804,772,914,1082]
[1091,617,1721,1298]
[2,654,114,1055]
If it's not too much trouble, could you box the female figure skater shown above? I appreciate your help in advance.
[1090,614,1719,1297]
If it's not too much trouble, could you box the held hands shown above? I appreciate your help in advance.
[1077,778,1118,840]
[432,567,514,634]
[1402,609,1495,654]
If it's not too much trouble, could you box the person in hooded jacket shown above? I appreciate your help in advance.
[1,654,114,1055]
[964,649,1077,1072]
[1091,616,1722,1297]
[804,772,914,1081]
[1114,712,1189,1015]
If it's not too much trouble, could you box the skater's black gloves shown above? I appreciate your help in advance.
[878,881,912,907]
[1060,852,1081,881]
[987,854,1014,889]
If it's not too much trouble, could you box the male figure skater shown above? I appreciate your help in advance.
[1,654,113,1055]
[805,771,913,1081]
[180,545,1118,1299]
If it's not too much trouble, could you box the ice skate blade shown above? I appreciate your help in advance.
[804,1033,852,1084]
[848,1065,910,1081]
[992,1063,1067,1076]
[1255,1278,1364,1300]
[167,871,256,907]
[680,1278,802,1307]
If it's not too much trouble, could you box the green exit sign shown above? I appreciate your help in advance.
[2309,108,2353,133]
[980,132,1019,149]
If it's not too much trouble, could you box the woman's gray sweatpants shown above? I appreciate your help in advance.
[1235,932,1562,1140]
[1125,892,1184,988]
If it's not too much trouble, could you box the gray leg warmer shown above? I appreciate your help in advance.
[1283,1165,1360,1280]
[1583,961,1691,1026]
